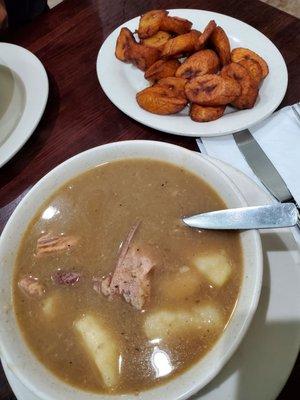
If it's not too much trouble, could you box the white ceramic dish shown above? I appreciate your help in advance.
[97,9,288,137]
[0,43,48,167]
[0,141,262,400]
[2,155,300,400]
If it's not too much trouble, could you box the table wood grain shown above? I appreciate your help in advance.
[0,0,299,399]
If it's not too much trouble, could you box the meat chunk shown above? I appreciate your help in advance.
[92,277,102,294]
[100,222,155,310]
[51,271,81,286]
[36,233,78,256]
[102,247,153,310]
[18,276,45,298]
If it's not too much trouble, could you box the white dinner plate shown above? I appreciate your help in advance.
[2,155,299,400]
[0,43,48,167]
[97,9,288,137]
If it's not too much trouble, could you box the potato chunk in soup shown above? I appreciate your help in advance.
[13,159,242,394]
[195,252,232,287]
[144,304,223,340]
[75,314,120,388]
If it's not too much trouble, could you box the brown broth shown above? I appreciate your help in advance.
[13,159,243,394]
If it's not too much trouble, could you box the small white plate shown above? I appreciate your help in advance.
[2,156,299,400]
[97,9,288,137]
[0,43,48,167]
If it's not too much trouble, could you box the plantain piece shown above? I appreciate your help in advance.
[238,58,263,86]
[158,268,200,301]
[115,27,135,61]
[128,44,160,71]
[190,103,225,122]
[144,304,222,340]
[231,47,269,78]
[185,74,241,106]
[115,27,160,70]
[156,77,188,99]
[75,314,120,388]
[142,31,172,51]
[161,30,200,58]
[221,62,258,109]
[144,59,181,82]
[136,85,187,115]
[194,252,232,287]
[175,49,219,79]
[41,295,59,318]
[137,9,168,39]
[160,15,192,34]
[210,26,231,66]
[196,20,217,50]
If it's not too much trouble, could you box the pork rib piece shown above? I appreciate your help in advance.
[100,222,155,310]
[18,276,45,297]
[36,233,78,256]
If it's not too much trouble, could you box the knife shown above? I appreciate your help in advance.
[233,129,300,229]
[183,203,298,230]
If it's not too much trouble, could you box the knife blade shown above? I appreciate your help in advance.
[234,129,300,230]
[234,129,293,202]
[183,203,298,230]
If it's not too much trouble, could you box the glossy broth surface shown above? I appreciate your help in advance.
[13,159,242,394]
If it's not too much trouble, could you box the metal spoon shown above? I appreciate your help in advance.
[183,203,298,230]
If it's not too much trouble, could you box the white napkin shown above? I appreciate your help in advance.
[197,104,300,205]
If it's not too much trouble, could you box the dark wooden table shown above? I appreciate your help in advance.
[0,0,299,398]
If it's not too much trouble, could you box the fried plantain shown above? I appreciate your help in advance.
[115,27,135,61]
[144,59,181,81]
[210,26,231,66]
[142,31,172,51]
[115,27,160,70]
[190,103,225,122]
[175,49,219,79]
[137,10,168,39]
[129,44,160,70]
[156,77,188,99]
[238,58,263,86]
[161,30,200,58]
[185,74,241,106]
[231,47,269,78]
[160,15,192,34]
[117,14,265,121]
[196,20,217,50]
[221,62,258,109]
[136,85,187,115]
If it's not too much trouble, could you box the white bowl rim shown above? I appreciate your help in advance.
[0,43,49,167]
[0,140,263,400]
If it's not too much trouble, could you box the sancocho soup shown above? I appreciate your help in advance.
[13,159,243,394]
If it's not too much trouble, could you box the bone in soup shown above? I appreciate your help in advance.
[13,159,243,394]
